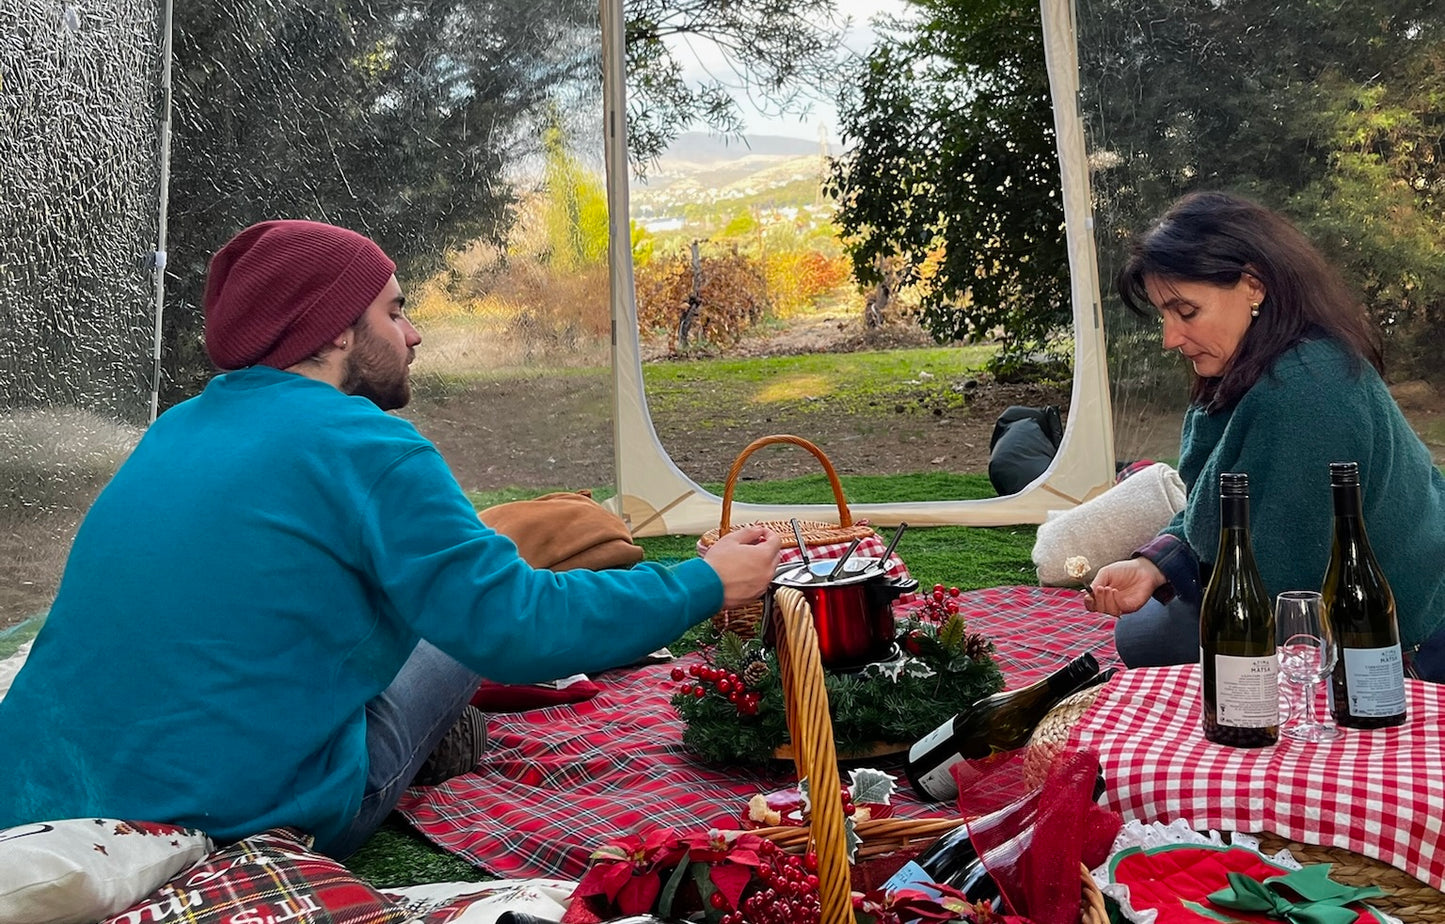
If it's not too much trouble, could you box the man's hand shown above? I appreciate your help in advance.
[1085,557,1166,617]
[704,525,784,608]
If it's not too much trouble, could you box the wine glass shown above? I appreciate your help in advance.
[1275,590,1342,742]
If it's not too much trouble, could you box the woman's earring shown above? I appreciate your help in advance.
[1249,302,1260,318]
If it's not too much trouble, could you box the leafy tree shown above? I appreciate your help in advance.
[162,0,848,405]
[538,119,611,271]
[831,0,1444,384]
[1082,0,1444,381]
[623,0,848,170]
[826,0,1071,375]
[163,0,597,405]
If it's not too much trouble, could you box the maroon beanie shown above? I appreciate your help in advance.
[203,220,397,371]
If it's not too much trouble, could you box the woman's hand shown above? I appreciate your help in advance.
[1085,557,1167,617]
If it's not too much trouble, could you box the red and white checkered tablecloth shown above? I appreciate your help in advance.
[1068,664,1445,889]
[398,586,1117,880]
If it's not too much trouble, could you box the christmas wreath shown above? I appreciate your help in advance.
[670,589,1005,764]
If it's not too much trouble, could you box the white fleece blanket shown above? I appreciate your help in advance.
[1033,462,1187,586]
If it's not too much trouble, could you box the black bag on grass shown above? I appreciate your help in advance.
[988,405,1064,496]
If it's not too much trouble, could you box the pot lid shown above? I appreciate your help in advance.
[772,556,889,588]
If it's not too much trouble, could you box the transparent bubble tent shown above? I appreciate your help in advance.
[3,0,1438,629]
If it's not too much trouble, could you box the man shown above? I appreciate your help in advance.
[0,220,781,857]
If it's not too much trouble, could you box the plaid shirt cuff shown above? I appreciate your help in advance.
[1133,534,1202,606]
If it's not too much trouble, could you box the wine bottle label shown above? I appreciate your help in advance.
[883,860,944,899]
[1341,644,1407,717]
[1212,654,1279,727]
[911,760,960,801]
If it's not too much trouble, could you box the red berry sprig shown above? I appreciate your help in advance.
[914,583,963,623]
[718,841,823,924]
[670,661,762,715]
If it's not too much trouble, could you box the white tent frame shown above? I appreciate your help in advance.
[599,0,1113,537]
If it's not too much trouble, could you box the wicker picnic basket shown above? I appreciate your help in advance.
[748,587,1108,924]
[1029,686,1445,923]
[698,435,877,639]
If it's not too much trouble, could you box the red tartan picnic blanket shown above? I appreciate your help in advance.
[397,586,1117,880]
[1069,663,1445,890]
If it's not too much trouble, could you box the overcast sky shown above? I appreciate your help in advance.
[666,0,908,147]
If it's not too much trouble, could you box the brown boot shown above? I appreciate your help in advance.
[411,705,487,787]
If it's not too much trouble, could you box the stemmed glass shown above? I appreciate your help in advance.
[1275,590,1342,742]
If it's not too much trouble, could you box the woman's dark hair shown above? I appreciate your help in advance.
[1117,191,1383,410]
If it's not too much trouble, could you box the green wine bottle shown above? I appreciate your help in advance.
[1199,472,1278,748]
[1321,461,1407,728]
[905,651,1100,800]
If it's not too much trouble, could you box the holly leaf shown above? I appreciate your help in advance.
[848,768,897,806]
[938,614,967,651]
[844,816,861,862]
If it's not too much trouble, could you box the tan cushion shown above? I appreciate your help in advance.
[480,491,644,572]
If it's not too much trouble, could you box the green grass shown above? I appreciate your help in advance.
[639,346,996,425]
[351,472,1039,887]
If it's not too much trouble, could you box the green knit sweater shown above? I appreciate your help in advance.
[1164,336,1445,647]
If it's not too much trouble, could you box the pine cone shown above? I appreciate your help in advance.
[964,632,994,662]
[743,660,770,688]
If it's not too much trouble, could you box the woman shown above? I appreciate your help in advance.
[1085,191,1445,682]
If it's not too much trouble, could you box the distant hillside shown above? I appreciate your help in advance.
[632,132,832,221]
[660,132,825,164]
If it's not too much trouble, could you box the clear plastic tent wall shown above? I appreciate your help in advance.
[7,0,1431,628]
[0,0,607,631]
[1,1,162,631]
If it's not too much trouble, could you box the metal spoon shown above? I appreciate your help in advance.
[871,522,909,574]
[790,518,813,582]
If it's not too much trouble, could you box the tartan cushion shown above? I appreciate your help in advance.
[102,828,405,924]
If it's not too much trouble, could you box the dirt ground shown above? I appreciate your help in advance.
[403,313,1077,494]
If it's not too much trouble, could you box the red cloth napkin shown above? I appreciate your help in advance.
[471,676,601,712]
[1068,664,1445,890]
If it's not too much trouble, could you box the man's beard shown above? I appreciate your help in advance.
[341,322,412,411]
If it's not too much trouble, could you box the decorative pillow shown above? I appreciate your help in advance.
[0,818,213,924]
[1033,461,1187,586]
[102,828,405,924]
[381,878,576,924]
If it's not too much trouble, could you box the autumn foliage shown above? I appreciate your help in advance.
[635,244,850,353]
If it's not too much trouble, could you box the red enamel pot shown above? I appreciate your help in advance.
[765,557,918,670]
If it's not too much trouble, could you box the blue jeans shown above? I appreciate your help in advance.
[324,640,481,858]
[1113,596,1201,668]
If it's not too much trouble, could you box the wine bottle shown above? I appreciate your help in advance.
[881,824,979,897]
[1321,461,1407,728]
[1199,472,1278,748]
[905,651,1100,801]
[881,826,1000,907]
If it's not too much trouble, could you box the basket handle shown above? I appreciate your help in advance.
[773,587,851,924]
[717,435,853,533]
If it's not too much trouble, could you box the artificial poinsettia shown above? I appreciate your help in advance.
[677,829,769,911]
[854,880,1019,924]
[567,827,687,920]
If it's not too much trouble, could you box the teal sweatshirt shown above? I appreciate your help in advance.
[1164,337,1445,646]
[0,367,722,850]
